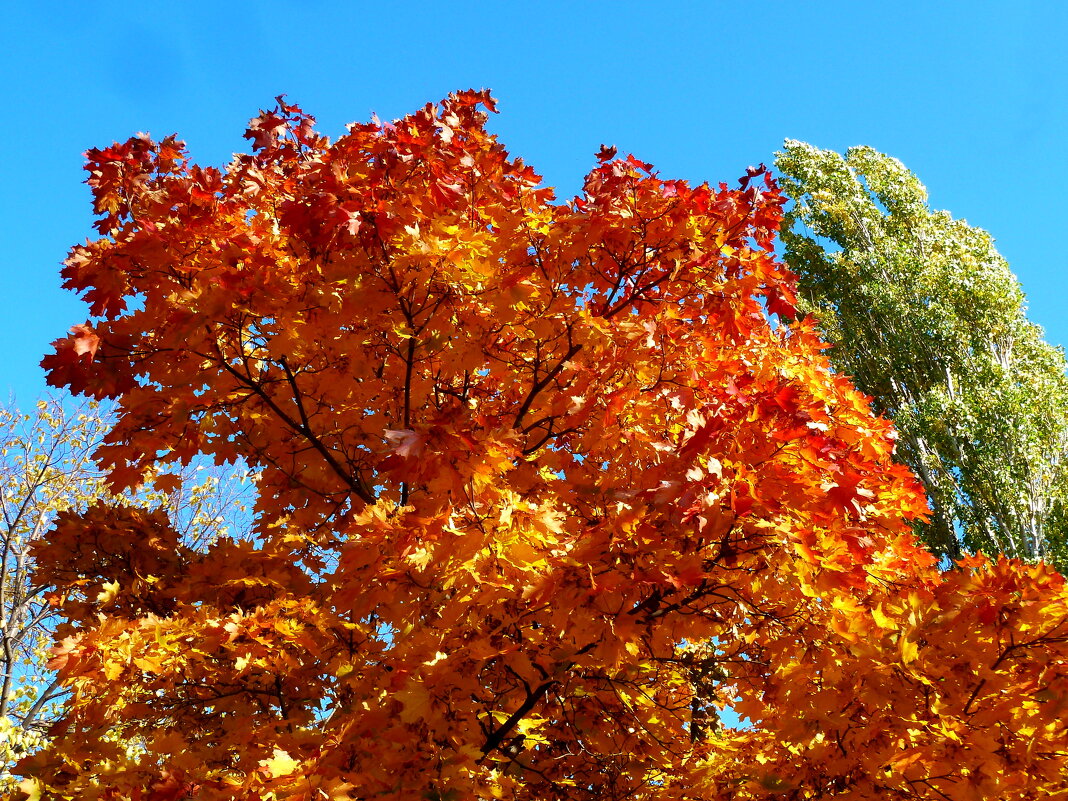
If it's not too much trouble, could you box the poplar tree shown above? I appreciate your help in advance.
[776,141,1068,566]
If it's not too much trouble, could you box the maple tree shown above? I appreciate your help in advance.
[22,92,1068,799]
[0,398,253,787]
[776,141,1068,568]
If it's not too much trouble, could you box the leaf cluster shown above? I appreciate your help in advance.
[776,142,1068,568]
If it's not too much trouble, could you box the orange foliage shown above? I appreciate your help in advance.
[26,92,1068,800]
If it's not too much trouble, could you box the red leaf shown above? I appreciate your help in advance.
[596,145,618,163]
[765,284,798,319]
[70,323,101,359]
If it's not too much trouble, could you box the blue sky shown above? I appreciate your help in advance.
[2,0,1066,403]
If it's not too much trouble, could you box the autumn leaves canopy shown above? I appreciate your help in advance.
[28,92,1068,799]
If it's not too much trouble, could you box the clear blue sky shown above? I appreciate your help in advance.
[3,0,1066,403]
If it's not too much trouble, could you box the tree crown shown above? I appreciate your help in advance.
[22,94,1068,801]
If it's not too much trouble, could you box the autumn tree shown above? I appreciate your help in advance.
[21,93,1068,800]
[776,141,1068,566]
[0,397,253,786]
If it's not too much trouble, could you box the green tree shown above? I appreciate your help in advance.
[776,141,1068,567]
[0,397,254,785]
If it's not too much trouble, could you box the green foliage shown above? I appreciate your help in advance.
[776,141,1068,568]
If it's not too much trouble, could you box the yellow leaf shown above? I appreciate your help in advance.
[871,603,896,631]
[397,684,432,724]
[259,748,300,778]
[17,778,42,801]
[133,654,164,673]
[96,580,120,604]
[900,637,919,664]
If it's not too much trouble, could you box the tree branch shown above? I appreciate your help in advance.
[478,679,556,762]
[210,345,376,504]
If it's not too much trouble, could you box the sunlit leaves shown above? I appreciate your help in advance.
[0,398,253,788]
[24,94,1068,800]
